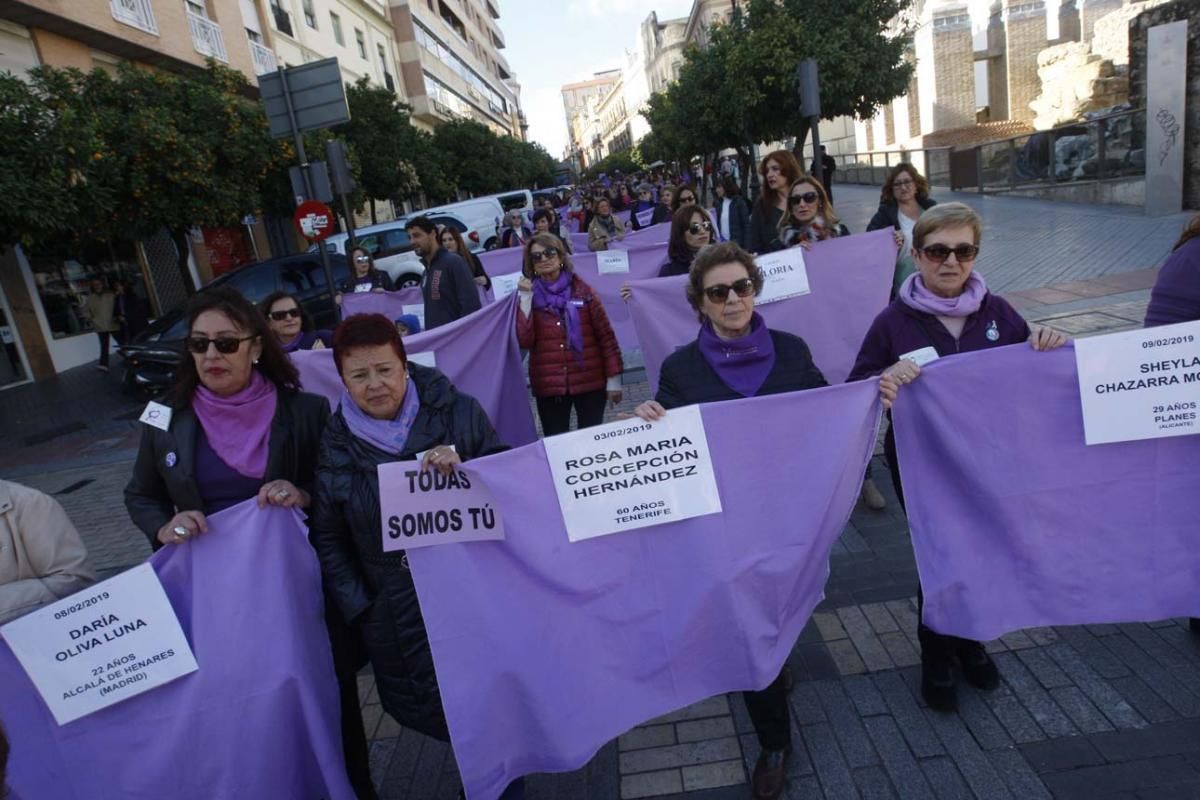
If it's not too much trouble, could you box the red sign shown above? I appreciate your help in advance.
[293,200,335,241]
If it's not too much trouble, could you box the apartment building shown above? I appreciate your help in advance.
[266,0,400,91]
[560,70,621,170]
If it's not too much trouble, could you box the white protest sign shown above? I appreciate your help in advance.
[542,404,722,542]
[0,563,198,725]
[1074,320,1200,445]
[492,271,524,302]
[409,350,437,368]
[402,303,426,332]
[597,250,630,274]
[899,347,940,367]
[378,461,504,550]
[754,248,810,305]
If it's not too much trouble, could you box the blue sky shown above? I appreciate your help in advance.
[501,0,695,158]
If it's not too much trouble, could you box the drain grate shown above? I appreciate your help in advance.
[55,479,95,495]
[21,421,87,446]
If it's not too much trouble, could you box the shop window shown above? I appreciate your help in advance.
[28,240,149,340]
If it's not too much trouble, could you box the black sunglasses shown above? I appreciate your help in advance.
[788,192,820,206]
[268,307,302,321]
[185,335,256,355]
[530,247,559,263]
[920,244,980,264]
[703,278,755,303]
[678,194,696,203]
[688,221,713,235]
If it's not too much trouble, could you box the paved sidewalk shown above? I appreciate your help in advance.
[4,189,1199,799]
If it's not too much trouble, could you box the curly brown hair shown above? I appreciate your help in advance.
[1175,213,1200,251]
[880,163,931,204]
[685,242,764,321]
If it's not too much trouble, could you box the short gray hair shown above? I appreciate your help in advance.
[912,202,983,250]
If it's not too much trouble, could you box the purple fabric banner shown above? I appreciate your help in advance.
[407,380,881,800]
[628,229,897,392]
[568,232,590,251]
[892,344,1200,641]
[0,502,353,800]
[570,245,672,351]
[612,223,670,249]
[341,285,491,320]
[292,296,539,448]
[479,247,524,280]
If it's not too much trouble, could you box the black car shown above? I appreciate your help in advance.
[119,252,350,394]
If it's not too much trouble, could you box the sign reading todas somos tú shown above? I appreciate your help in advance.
[542,405,723,542]
[0,563,198,725]
[1074,320,1200,445]
[378,462,505,551]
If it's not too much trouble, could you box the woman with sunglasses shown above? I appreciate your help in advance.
[746,150,803,254]
[517,233,623,436]
[632,241,826,800]
[618,206,715,301]
[260,291,332,352]
[867,164,938,294]
[849,203,1067,713]
[439,226,491,289]
[336,247,393,305]
[777,176,849,250]
[124,287,379,800]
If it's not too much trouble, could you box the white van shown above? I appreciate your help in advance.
[482,189,534,220]
[417,197,504,251]
[313,221,424,288]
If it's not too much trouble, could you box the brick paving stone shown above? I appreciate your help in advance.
[842,674,889,718]
[827,639,868,676]
[862,716,936,800]
[675,716,736,744]
[837,606,894,673]
[1152,626,1200,669]
[871,671,945,759]
[1015,648,1074,689]
[793,641,842,681]
[1048,686,1117,735]
[1026,627,1060,646]
[1098,634,1200,717]
[679,760,744,792]
[876,632,921,669]
[985,749,1052,799]
[1039,754,1200,799]
[917,756,973,800]
[1087,719,1200,763]
[991,652,1079,738]
[813,611,849,641]
[791,683,829,726]
[1043,641,1147,730]
[921,708,1013,798]
[999,630,1038,650]
[953,688,1013,751]
[1106,674,1180,725]
[376,712,402,740]
[1087,624,1121,637]
[851,765,897,799]
[729,695,755,735]
[859,603,899,634]
[618,737,742,774]
[803,721,862,800]
[368,737,399,786]
[1054,626,1131,680]
[813,679,880,769]
[620,724,678,751]
[648,696,731,725]
[1118,623,1200,685]
[979,684,1047,744]
[1019,735,1107,772]
[409,737,451,797]
[621,769,683,798]
[783,775,823,799]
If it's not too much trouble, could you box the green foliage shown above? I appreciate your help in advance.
[581,148,644,180]
[337,78,423,203]
[429,118,557,197]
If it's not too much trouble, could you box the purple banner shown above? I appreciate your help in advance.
[341,285,491,321]
[479,247,524,280]
[893,344,1200,641]
[408,380,881,800]
[628,230,897,391]
[612,223,670,249]
[292,296,539,448]
[571,245,671,351]
[568,232,590,251]
[0,502,354,800]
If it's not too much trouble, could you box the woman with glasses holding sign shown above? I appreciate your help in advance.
[776,176,850,251]
[517,233,624,436]
[260,292,332,352]
[849,203,1067,713]
[867,164,938,294]
[631,241,827,800]
[336,246,393,306]
[618,206,717,303]
[123,288,378,799]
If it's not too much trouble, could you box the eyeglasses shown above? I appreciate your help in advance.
[920,244,980,264]
[702,278,756,303]
[687,221,713,235]
[354,255,371,264]
[185,335,256,355]
[788,192,820,206]
[892,179,915,188]
[268,308,302,321]
[678,195,696,203]
[530,247,559,263]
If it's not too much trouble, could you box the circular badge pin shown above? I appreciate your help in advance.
[165,451,178,468]
[986,321,1000,341]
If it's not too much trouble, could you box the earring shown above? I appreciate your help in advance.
[253,358,259,365]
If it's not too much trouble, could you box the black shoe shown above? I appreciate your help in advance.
[751,746,790,799]
[921,658,957,712]
[1189,617,1200,634]
[958,642,1000,691]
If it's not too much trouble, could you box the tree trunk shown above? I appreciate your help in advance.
[171,227,197,295]
[369,198,377,225]
[792,118,812,171]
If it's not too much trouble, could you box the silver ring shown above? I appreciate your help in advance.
[277,489,289,498]
[173,525,189,538]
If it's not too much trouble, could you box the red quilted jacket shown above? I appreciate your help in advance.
[517,273,623,397]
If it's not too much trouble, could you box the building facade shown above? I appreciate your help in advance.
[561,71,621,170]
[267,0,400,91]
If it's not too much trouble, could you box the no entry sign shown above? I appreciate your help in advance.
[294,200,335,241]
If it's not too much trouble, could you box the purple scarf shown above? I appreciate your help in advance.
[339,376,422,455]
[533,272,583,356]
[696,312,776,397]
[898,271,988,318]
[191,370,277,478]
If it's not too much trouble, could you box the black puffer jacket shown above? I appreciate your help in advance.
[310,364,505,740]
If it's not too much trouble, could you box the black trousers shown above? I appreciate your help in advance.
[883,424,977,662]
[742,669,791,751]
[97,331,110,367]
[536,390,607,437]
[326,601,378,800]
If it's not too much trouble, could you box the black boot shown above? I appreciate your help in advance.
[921,656,957,712]
[751,747,791,799]
[958,641,1000,691]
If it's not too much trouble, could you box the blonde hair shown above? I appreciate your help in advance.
[778,175,841,239]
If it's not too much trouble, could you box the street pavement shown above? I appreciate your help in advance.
[2,186,1198,799]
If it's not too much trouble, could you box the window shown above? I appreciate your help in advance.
[355,29,366,59]
[221,263,279,302]
[330,12,343,45]
[185,0,207,18]
[302,0,316,29]
[377,43,388,75]
[27,240,147,340]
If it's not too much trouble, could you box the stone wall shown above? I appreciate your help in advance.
[1128,0,1200,209]
[1005,0,1049,121]
[1092,0,1175,65]
[1031,41,1128,127]
[1080,0,1125,43]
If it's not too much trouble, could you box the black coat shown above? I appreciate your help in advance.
[656,329,828,408]
[650,203,673,225]
[717,196,751,249]
[339,270,393,294]
[124,389,330,547]
[866,196,937,232]
[658,251,693,277]
[746,204,784,254]
[310,364,505,740]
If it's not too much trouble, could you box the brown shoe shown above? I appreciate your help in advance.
[751,747,790,799]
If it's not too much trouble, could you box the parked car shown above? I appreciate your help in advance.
[313,221,425,287]
[119,252,349,394]
[481,189,534,220]
[425,210,493,254]
[416,197,504,251]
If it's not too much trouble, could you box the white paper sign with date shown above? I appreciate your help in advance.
[0,563,198,725]
[542,405,723,542]
[1074,319,1200,445]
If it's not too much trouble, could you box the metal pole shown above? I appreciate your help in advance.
[278,66,337,317]
[809,119,821,182]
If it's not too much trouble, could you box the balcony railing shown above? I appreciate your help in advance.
[110,0,158,35]
[187,11,228,63]
[248,40,277,75]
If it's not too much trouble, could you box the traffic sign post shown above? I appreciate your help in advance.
[293,201,336,242]
[796,59,822,177]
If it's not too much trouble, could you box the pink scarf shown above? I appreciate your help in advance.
[898,271,988,318]
[191,371,278,478]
